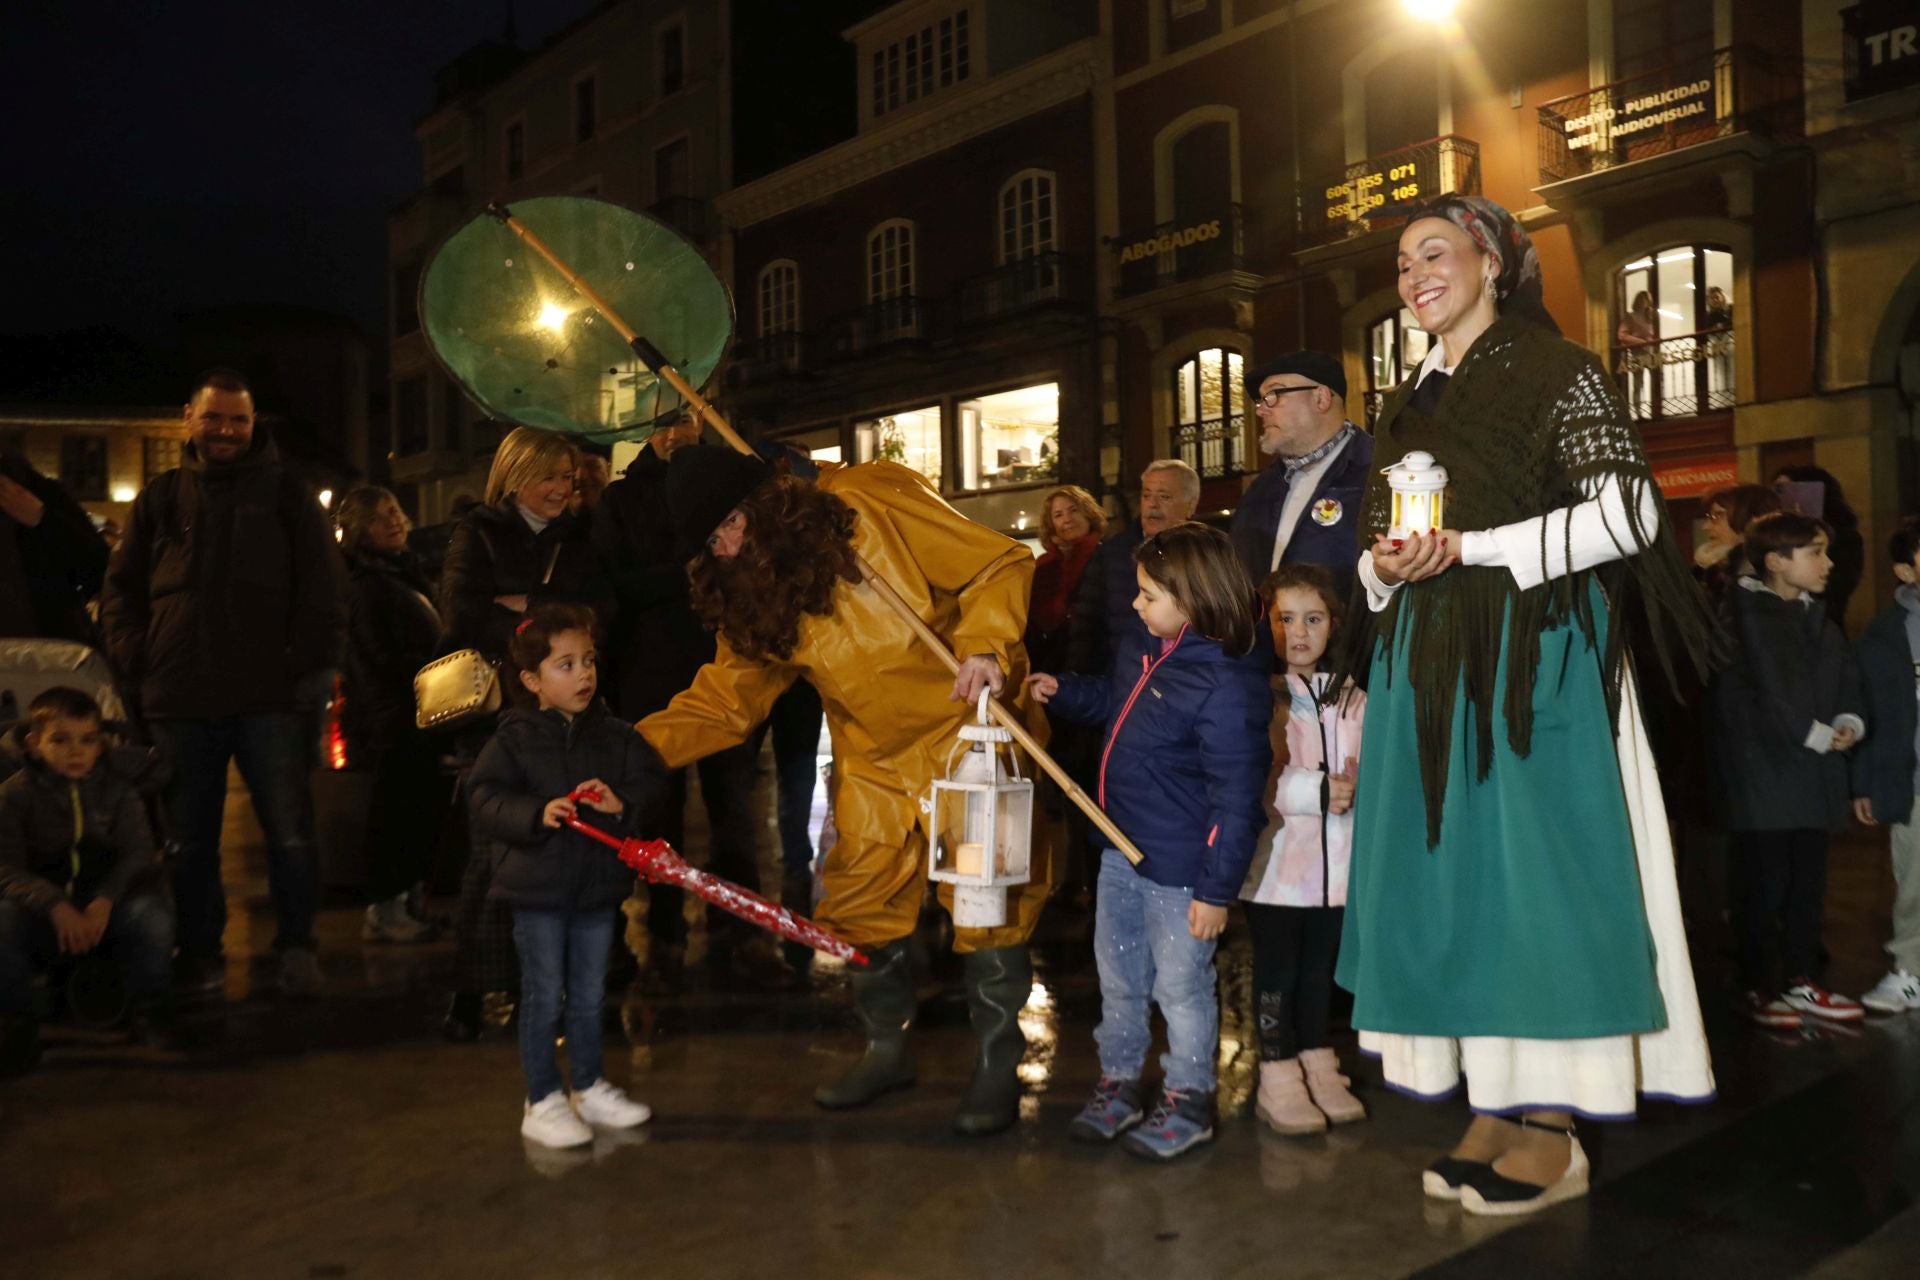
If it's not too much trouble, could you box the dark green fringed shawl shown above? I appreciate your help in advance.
[1353,316,1722,845]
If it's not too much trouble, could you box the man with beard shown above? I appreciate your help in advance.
[633,445,1050,1135]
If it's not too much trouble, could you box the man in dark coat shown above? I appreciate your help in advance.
[1066,459,1198,676]
[1228,351,1374,601]
[99,369,346,997]
[591,414,789,991]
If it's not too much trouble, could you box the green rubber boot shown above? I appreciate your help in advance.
[953,946,1032,1136]
[814,939,917,1109]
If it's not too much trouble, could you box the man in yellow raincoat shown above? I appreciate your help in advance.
[635,445,1053,1135]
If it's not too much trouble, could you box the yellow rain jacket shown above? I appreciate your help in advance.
[638,461,1054,952]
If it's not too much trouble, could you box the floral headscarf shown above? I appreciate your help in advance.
[1405,195,1559,335]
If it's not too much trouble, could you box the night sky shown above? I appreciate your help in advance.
[2,0,606,345]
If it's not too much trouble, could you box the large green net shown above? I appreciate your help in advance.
[420,197,733,442]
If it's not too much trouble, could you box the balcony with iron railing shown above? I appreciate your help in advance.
[957,252,1081,325]
[1300,136,1482,250]
[1113,205,1248,300]
[1614,327,1736,421]
[817,295,934,362]
[1537,46,1801,186]
[1173,415,1250,481]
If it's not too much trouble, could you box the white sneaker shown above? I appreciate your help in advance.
[571,1079,652,1129]
[1860,969,1920,1014]
[521,1092,593,1148]
[362,895,435,943]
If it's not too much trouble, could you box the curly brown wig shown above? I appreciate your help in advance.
[687,476,863,661]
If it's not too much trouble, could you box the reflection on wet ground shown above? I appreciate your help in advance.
[4,770,1920,1278]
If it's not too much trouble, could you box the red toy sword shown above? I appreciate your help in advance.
[564,790,867,967]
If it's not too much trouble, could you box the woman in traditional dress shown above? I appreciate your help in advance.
[1338,196,1720,1216]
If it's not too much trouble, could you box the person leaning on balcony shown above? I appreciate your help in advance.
[1228,350,1375,606]
[1617,289,1659,418]
[1065,460,1199,677]
[1339,194,1721,1216]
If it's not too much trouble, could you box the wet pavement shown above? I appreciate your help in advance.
[3,759,1919,1279]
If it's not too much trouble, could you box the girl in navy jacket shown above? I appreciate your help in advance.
[469,603,665,1149]
[1027,522,1271,1159]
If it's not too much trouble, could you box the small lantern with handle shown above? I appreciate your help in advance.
[1384,450,1449,541]
[926,692,1034,928]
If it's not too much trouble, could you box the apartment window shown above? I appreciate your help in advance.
[504,120,524,181]
[574,76,598,143]
[872,9,969,119]
[393,262,421,337]
[395,376,428,457]
[60,435,108,502]
[867,220,915,302]
[757,261,800,337]
[1171,348,1247,479]
[659,22,685,96]
[1365,47,1439,157]
[654,137,690,201]
[443,377,469,454]
[142,435,183,483]
[1365,307,1430,428]
[1613,0,1714,80]
[429,164,466,198]
[855,405,942,485]
[959,383,1058,492]
[1615,244,1735,421]
[998,170,1057,262]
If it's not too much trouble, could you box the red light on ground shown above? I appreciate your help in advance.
[326,675,350,770]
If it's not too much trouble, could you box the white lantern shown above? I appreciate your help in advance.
[926,692,1034,928]
[1384,450,1449,541]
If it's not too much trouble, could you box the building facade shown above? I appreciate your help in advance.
[387,2,734,523]
[717,0,1102,542]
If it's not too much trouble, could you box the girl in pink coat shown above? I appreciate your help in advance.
[1240,563,1368,1135]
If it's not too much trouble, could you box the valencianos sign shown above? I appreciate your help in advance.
[1115,218,1225,264]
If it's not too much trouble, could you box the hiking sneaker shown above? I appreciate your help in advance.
[277,947,325,1000]
[1782,980,1865,1023]
[362,894,436,944]
[1068,1076,1146,1142]
[521,1092,593,1148]
[571,1079,652,1129]
[1120,1087,1215,1161]
[1741,991,1802,1028]
[1860,969,1920,1014]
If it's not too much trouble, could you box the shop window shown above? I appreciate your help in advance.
[1613,0,1714,80]
[854,405,942,485]
[998,170,1057,263]
[1171,348,1247,479]
[1365,307,1430,427]
[1614,244,1734,421]
[757,261,800,337]
[60,435,108,502]
[958,383,1058,492]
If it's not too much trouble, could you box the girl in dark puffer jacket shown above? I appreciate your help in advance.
[468,603,666,1149]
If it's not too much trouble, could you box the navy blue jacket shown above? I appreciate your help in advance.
[1228,427,1374,598]
[1047,624,1272,905]
[1065,521,1146,676]
[469,701,666,912]
[1851,595,1919,823]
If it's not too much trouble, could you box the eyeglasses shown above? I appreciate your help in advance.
[1256,385,1319,409]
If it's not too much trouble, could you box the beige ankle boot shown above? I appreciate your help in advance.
[1255,1058,1327,1135]
[1300,1047,1366,1124]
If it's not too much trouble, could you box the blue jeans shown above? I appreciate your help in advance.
[512,907,616,1102]
[0,894,175,1016]
[151,714,320,958]
[1092,849,1219,1093]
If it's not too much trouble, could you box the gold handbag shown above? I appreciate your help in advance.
[414,649,502,730]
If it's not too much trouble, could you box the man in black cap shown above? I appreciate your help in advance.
[1228,352,1374,597]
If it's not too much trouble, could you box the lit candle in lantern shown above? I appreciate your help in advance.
[1384,450,1449,541]
[953,841,985,876]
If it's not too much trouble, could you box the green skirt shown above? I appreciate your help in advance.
[1336,600,1667,1039]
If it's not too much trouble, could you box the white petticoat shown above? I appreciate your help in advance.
[1357,675,1716,1119]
